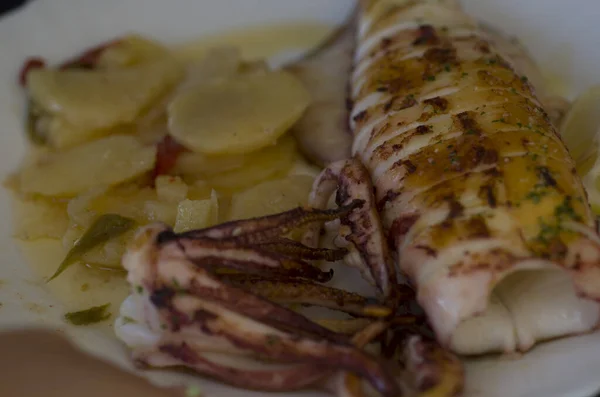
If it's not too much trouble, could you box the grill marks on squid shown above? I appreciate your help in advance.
[351,11,589,258]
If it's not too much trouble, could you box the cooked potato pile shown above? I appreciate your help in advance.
[8,35,317,274]
[168,70,310,154]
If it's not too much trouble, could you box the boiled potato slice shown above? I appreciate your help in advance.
[187,181,214,200]
[168,70,310,155]
[560,85,600,213]
[229,174,314,220]
[204,135,297,193]
[97,35,169,68]
[27,59,182,147]
[13,197,69,241]
[39,118,137,151]
[174,198,215,233]
[69,185,157,226]
[66,188,108,227]
[174,151,247,178]
[155,175,188,203]
[178,47,241,90]
[19,135,156,197]
[560,85,600,173]
[210,189,220,224]
[144,200,178,225]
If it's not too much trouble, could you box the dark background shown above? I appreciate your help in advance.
[0,0,25,15]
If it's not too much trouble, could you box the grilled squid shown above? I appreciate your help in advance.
[307,0,600,355]
[115,203,464,396]
[115,221,400,395]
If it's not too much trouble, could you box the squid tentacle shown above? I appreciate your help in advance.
[306,158,399,306]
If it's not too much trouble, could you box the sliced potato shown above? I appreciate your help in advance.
[143,200,178,226]
[96,35,170,68]
[173,151,247,178]
[560,85,600,174]
[229,174,314,220]
[174,199,214,233]
[27,59,182,147]
[155,175,188,203]
[13,197,69,240]
[19,135,156,197]
[71,185,156,226]
[168,70,310,155]
[210,189,220,225]
[178,47,241,90]
[66,188,107,227]
[204,135,298,193]
[187,181,214,200]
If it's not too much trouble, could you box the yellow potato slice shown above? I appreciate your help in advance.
[143,200,178,225]
[174,151,247,178]
[155,175,188,203]
[179,47,242,88]
[204,135,298,194]
[12,196,69,241]
[81,185,178,226]
[187,181,214,200]
[174,198,215,233]
[229,174,314,220]
[209,189,220,225]
[19,135,156,197]
[560,85,600,213]
[560,85,600,172]
[168,70,310,155]
[27,59,182,148]
[97,35,170,68]
[67,185,154,227]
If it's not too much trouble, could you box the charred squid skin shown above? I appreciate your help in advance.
[150,239,348,343]
[147,268,401,396]
[325,321,392,397]
[307,158,399,307]
[159,304,400,397]
[399,336,465,397]
[160,234,335,283]
[134,346,332,392]
[133,321,388,394]
[221,275,391,317]
[349,0,600,356]
[178,203,362,244]
[185,274,347,343]
[255,237,349,261]
[118,223,468,396]
[122,224,404,397]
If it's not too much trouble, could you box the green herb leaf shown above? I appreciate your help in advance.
[48,214,135,282]
[64,303,111,326]
[535,219,561,244]
[186,385,203,397]
[554,196,583,222]
[525,189,548,204]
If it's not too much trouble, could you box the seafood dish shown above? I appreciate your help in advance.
[5,0,600,396]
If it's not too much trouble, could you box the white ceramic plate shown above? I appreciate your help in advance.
[1,1,600,396]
